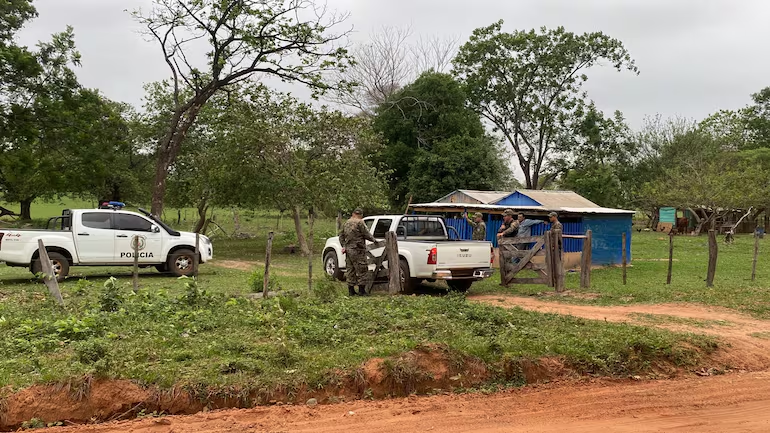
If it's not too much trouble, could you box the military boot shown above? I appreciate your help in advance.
[348,286,357,296]
[358,285,368,296]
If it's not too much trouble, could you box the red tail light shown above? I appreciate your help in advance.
[490,245,494,264]
[427,247,437,265]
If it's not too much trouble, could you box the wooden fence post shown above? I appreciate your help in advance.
[553,229,564,292]
[666,232,674,285]
[193,232,200,277]
[37,240,64,307]
[621,231,627,285]
[707,229,718,287]
[307,208,315,292]
[386,231,400,294]
[263,231,274,297]
[580,230,592,289]
[544,231,554,288]
[752,232,759,281]
[132,235,139,292]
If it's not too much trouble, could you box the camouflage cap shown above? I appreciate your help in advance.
[503,209,515,217]
[353,208,364,215]
[473,212,483,219]
[548,212,558,218]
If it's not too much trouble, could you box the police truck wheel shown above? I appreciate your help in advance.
[31,252,70,282]
[399,259,417,295]
[447,280,473,292]
[323,251,344,281]
[168,249,196,277]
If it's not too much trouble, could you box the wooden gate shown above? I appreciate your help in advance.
[499,229,592,292]
[364,231,401,294]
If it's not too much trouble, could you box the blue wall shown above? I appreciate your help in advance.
[495,192,541,207]
[582,214,632,265]
[444,216,584,252]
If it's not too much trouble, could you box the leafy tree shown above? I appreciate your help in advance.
[556,106,638,208]
[745,87,770,150]
[133,0,353,216]
[372,71,512,206]
[452,21,637,189]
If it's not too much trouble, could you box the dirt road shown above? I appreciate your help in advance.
[40,296,770,433]
[45,372,770,433]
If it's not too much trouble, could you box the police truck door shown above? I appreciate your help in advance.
[113,213,163,264]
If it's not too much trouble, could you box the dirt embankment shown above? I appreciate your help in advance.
[31,371,770,433]
[7,296,770,432]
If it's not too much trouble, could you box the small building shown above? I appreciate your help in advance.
[409,189,634,266]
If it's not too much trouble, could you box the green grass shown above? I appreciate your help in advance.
[472,232,770,319]
[0,249,716,394]
[628,313,732,329]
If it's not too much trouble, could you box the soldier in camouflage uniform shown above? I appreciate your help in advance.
[548,212,563,231]
[339,208,376,296]
[465,212,487,240]
[497,209,521,285]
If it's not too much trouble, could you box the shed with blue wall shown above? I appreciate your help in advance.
[412,189,634,267]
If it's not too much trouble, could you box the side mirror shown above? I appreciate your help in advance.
[151,224,160,233]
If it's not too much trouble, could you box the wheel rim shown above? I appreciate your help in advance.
[175,255,192,271]
[51,260,62,276]
[325,257,336,276]
[400,266,406,285]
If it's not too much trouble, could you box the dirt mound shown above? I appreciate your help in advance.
[31,372,770,433]
[471,295,770,372]
[0,345,519,431]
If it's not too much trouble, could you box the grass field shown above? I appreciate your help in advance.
[0,198,765,401]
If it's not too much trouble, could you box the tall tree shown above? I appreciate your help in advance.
[372,71,512,206]
[453,21,638,189]
[133,0,353,216]
[556,106,638,208]
[330,25,459,116]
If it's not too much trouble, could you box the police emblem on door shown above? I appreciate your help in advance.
[131,235,146,251]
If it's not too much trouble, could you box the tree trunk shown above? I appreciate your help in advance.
[232,207,241,235]
[307,207,315,291]
[292,206,310,256]
[193,199,209,234]
[20,198,33,220]
[150,96,212,216]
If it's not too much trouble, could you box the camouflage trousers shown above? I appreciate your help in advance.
[345,249,370,287]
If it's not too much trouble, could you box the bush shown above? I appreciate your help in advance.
[99,277,123,312]
[248,269,280,293]
[312,277,341,303]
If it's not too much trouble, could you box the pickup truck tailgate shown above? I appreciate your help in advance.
[435,242,492,268]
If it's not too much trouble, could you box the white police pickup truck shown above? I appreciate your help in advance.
[322,215,494,293]
[0,208,212,281]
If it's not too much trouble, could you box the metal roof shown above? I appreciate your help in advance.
[434,189,511,204]
[409,202,635,215]
[510,190,599,208]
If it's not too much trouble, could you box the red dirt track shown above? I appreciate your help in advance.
[31,295,770,432]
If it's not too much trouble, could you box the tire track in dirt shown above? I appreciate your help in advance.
[471,295,770,371]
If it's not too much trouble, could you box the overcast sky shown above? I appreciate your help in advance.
[16,0,770,129]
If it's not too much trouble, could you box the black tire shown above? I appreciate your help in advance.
[399,259,418,295]
[155,264,169,274]
[447,280,473,292]
[168,249,196,277]
[31,251,70,282]
[323,251,344,281]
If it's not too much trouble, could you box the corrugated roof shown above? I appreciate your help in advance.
[434,189,511,204]
[410,202,635,215]
[513,190,599,208]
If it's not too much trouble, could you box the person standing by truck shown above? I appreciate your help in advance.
[339,208,377,296]
[497,209,521,285]
[465,212,487,241]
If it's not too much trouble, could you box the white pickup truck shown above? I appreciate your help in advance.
[322,215,494,292]
[0,208,213,281]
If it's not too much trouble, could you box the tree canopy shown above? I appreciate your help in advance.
[453,21,638,189]
[372,71,513,206]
